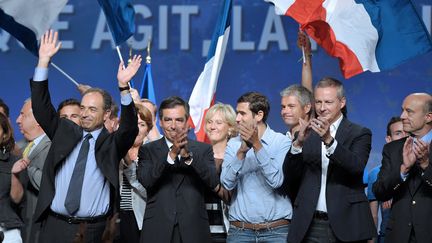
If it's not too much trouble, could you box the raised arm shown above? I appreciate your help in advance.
[297,31,312,92]
[30,30,62,139]
[113,55,142,156]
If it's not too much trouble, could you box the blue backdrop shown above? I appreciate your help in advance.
[1,0,431,170]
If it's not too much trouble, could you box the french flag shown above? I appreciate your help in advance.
[266,0,432,78]
[188,0,231,142]
[0,0,67,55]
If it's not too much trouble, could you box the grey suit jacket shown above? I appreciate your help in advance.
[27,134,51,190]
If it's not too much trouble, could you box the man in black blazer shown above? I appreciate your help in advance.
[30,30,140,242]
[283,77,375,243]
[138,96,220,243]
[373,93,432,243]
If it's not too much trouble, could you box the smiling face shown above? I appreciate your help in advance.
[281,95,310,127]
[59,104,81,125]
[80,92,110,132]
[314,86,345,124]
[205,111,231,145]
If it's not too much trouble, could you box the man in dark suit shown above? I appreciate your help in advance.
[30,30,140,242]
[283,77,375,243]
[138,96,220,243]
[373,93,432,243]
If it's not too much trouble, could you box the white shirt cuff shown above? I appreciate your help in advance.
[166,154,175,165]
[290,145,303,154]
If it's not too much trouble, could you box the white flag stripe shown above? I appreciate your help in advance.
[189,26,230,133]
[1,0,67,40]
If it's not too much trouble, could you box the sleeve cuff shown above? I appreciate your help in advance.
[325,139,338,156]
[33,67,48,81]
[166,154,175,165]
[120,93,133,105]
[291,145,302,154]
[401,172,409,181]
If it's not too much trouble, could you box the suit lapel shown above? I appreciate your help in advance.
[328,118,350,177]
[95,128,109,152]
[28,135,50,161]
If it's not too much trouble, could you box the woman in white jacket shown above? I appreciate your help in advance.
[118,104,153,243]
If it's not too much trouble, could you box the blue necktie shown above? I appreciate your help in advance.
[64,133,92,215]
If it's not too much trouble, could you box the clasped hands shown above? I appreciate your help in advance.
[169,127,191,161]
[401,136,430,174]
[293,117,333,148]
[236,121,261,160]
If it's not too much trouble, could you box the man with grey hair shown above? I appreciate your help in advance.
[283,77,375,243]
[280,85,313,141]
[15,98,51,243]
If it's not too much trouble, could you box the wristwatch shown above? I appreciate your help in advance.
[118,86,130,92]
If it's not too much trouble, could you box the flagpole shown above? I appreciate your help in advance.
[50,62,79,86]
[116,46,126,69]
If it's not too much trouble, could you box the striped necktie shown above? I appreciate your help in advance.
[22,141,35,159]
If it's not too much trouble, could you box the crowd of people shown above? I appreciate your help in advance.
[0,30,431,243]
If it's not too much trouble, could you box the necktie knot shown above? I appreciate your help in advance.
[22,141,35,158]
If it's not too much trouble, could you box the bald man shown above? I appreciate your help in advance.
[373,93,432,243]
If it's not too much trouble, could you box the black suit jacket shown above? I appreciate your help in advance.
[30,80,138,222]
[373,137,432,243]
[283,118,375,243]
[138,137,219,243]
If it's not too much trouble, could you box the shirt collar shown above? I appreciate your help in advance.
[164,137,173,149]
[420,128,432,143]
[261,124,273,145]
[32,133,46,146]
[84,127,103,141]
[330,114,344,136]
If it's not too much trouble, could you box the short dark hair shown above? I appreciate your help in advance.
[0,98,10,117]
[158,96,190,119]
[57,98,80,112]
[237,92,270,123]
[82,88,112,111]
[386,116,402,136]
[315,77,347,117]
[0,112,15,152]
[109,101,119,119]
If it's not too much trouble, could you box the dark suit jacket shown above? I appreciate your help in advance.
[138,137,219,243]
[30,80,138,222]
[283,118,375,243]
[373,137,432,243]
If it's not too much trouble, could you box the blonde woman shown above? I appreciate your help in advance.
[204,103,236,242]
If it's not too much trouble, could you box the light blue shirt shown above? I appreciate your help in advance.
[33,67,133,217]
[221,125,292,223]
[51,128,111,217]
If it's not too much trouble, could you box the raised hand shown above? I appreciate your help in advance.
[38,30,62,68]
[169,127,189,159]
[297,31,311,54]
[117,55,142,87]
[293,118,310,148]
[11,158,30,174]
[77,84,92,95]
[401,137,416,174]
[310,116,332,145]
